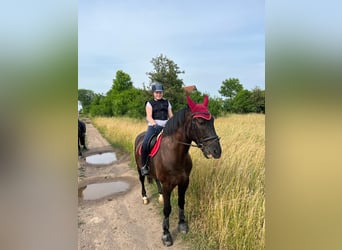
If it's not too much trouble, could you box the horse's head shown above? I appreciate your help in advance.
[187,95,222,159]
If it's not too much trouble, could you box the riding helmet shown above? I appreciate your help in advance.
[151,82,164,92]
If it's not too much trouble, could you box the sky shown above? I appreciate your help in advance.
[78,0,264,97]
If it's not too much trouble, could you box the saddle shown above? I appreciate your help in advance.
[139,132,163,157]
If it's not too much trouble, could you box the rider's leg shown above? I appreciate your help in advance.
[141,126,156,176]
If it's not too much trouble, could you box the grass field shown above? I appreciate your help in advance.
[92,114,265,249]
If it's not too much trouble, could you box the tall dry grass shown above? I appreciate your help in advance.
[186,114,265,249]
[92,117,146,153]
[92,114,265,249]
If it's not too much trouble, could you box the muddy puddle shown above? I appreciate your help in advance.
[80,181,130,200]
[85,152,117,165]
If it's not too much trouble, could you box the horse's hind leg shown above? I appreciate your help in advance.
[177,180,190,234]
[155,179,163,204]
[139,172,149,204]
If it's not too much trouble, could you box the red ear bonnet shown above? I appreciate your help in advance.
[186,95,212,120]
[203,95,209,107]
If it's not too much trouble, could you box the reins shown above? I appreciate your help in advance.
[175,140,200,148]
[176,135,220,148]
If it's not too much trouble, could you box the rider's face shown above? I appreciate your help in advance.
[153,91,163,100]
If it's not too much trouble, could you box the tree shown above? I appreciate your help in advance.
[250,87,265,113]
[147,54,184,89]
[104,70,137,117]
[208,97,224,117]
[146,54,186,112]
[78,89,95,113]
[88,93,109,116]
[109,88,146,118]
[111,70,133,92]
[219,78,243,99]
[231,90,255,113]
[124,88,147,118]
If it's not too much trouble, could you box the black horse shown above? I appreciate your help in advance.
[134,95,222,246]
[78,119,87,156]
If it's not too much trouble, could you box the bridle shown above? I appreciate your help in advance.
[175,112,220,148]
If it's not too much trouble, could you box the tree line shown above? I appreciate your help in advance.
[78,54,265,118]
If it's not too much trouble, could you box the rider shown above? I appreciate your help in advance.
[140,82,173,176]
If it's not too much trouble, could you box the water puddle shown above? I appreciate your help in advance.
[81,181,130,200]
[85,152,117,164]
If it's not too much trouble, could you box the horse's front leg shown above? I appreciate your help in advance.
[161,185,173,246]
[177,180,189,234]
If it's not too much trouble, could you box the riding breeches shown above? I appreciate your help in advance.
[141,125,163,166]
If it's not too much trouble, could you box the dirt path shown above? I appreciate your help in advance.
[78,119,190,250]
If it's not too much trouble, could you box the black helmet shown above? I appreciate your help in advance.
[151,82,164,92]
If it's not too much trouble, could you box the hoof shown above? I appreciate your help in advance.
[178,222,189,234]
[161,233,173,247]
[158,194,164,204]
[142,196,149,205]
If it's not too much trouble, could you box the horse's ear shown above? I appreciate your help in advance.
[203,95,209,107]
[186,95,196,110]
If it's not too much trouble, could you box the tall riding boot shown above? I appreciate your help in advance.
[141,148,149,176]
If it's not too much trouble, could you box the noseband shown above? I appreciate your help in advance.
[197,135,220,148]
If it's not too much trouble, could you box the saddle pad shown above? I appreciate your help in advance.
[138,133,163,157]
[149,133,162,157]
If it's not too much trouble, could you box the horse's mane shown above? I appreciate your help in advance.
[163,107,189,136]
